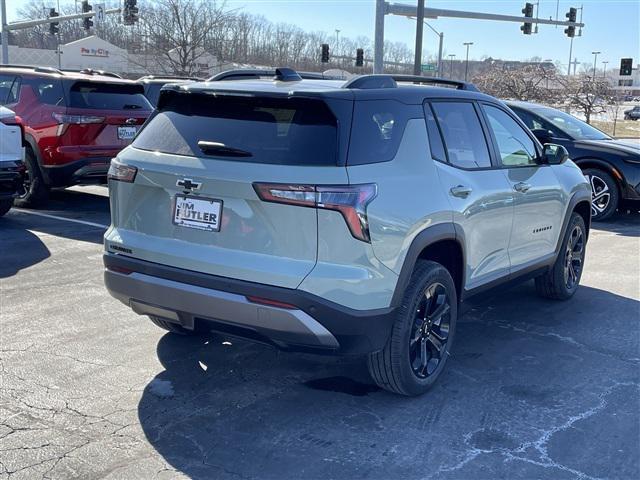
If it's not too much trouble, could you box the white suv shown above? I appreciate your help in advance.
[104,70,592,396]
[0,106,25,217]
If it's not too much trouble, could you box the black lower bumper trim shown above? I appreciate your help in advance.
[103,253,396,355]
[44,157,111,187]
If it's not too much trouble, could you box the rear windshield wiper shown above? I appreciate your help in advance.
[197,141,253,158]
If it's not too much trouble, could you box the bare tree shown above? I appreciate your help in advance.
[472,63,557,102]
[557,75,615,124]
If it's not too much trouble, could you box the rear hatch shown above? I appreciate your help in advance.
[56,80,151,159]
[106,88,351,288]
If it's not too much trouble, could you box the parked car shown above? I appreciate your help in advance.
[0,106,25,216]
[0,65,153,207]
[137,75,201,106]
[104,69,591,396]
[624,105,640,120]
[508,101,640,220]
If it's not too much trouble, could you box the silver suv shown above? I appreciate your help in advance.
[104,69,591,396]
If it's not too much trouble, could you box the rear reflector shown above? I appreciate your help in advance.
[253,183,377,242]
[108,160,137,183]
[106,265,133,275]
[246,296,297,310]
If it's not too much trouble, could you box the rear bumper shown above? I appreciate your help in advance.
[43,157,111,187]
[0,161,25,200]
[103,253,396,355]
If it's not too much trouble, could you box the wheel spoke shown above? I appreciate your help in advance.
[429,301,450,326]
[420,337,428,372]
[427,334,443,356]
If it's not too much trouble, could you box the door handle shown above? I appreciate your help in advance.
[513,182,532,193]
[450,185,472,198]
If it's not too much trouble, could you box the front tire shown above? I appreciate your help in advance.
[535,212,587,300]
[368,260,457,396]
[583,168,618,221]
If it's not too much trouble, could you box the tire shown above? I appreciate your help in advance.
[583,168,618,221]
[367,260,458,396]
[535,212,587,301]
[13,146,49,208]
[0,199,12,217]
[149,315,198,335]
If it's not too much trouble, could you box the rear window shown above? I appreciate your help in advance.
[68,81,151,111]
[133,93,338,165]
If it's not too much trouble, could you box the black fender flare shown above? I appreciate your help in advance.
[556,190,592,253]
[390,223,464,307]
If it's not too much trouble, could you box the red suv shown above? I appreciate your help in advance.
[0,66,152,206]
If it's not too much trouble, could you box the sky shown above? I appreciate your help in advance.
[4,0,639,71]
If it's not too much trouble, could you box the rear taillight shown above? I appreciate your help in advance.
[253,183,377,242]
[1,115,24,139]
[108,160,137,183]
[52,113,105,124]
[52,113,105,136]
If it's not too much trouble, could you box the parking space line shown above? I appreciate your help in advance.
[13,209,109,229]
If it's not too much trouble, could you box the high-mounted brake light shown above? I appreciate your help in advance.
[108,160,137,183]
[253,183,378,242]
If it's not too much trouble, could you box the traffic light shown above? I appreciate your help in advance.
[82,1,93,31]
[321,43,330,63]
[123,0,139,25]
[521,2,533,35]
[564,7,577,38]
[620,58,633,76]
[355,48,364,67]
[49,8,59,35]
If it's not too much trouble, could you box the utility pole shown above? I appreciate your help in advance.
[413,0,425,76]
[463,41,473,81]
[448,54,455,79]
[1,0,8,64]
[591,51,600,79]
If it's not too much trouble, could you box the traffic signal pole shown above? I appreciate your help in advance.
[413,0,424,76]
[373,1,585,74]
[1,6,121,64]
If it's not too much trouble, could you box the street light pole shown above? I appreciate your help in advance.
[591,51,600,79]
[463,42,473,81]
[1,0,8,64]
[448,54,456,79]
[413,0,425,76]
[601,60,608,78]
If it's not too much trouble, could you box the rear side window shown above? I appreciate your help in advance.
[0,75,19,105]
[68,81,151,111]
[423,103,447,162]
[348,100,411,165]
[24,77,64,106]
[133,93,338,165]
[432,102,492,169]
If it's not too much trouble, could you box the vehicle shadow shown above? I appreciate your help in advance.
[137,283,640,479]
[593,209,640,237]
[0,220,50,278]
[5,187,110,246]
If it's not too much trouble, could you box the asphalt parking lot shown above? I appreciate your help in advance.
[1,185,639,480]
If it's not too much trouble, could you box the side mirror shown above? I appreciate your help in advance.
[542,143,569,165]
[531,128,552,144]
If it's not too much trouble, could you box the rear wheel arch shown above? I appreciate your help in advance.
[391,224,464,306]
[573,200,591,238]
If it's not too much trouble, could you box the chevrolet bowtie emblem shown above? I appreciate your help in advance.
[176,178,201,191]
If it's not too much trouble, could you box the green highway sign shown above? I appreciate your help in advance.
[421,63,436,72]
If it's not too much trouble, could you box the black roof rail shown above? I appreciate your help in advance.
[0,64,62,75]
[207,68,340,82]
[137,75,202,81]
[344,74,479,92]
